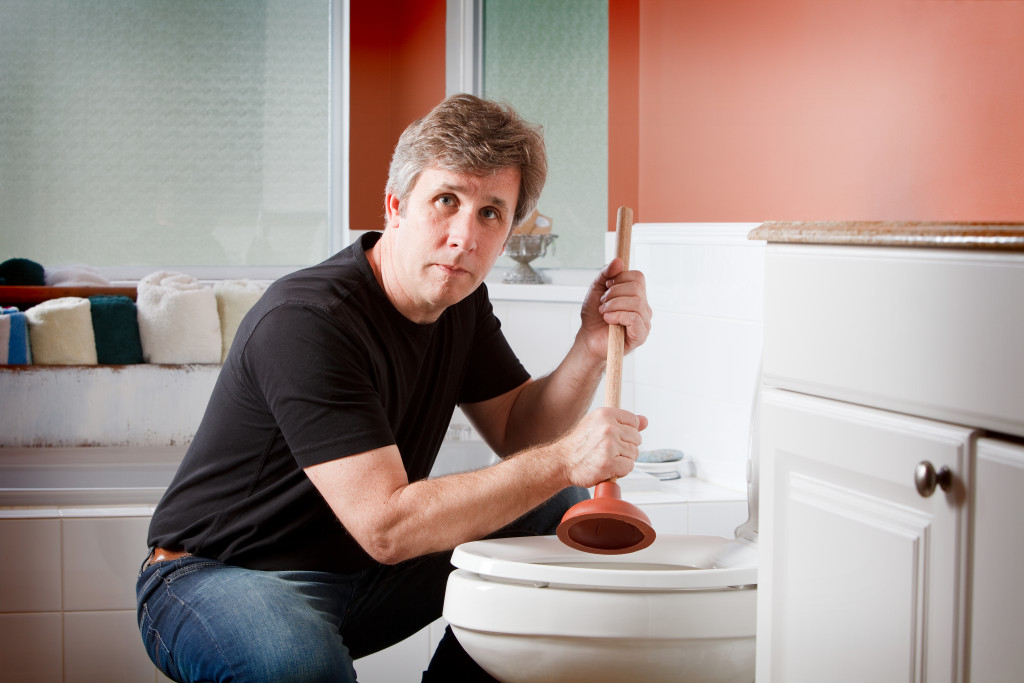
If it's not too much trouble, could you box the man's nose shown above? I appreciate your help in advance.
[447,210,477,251]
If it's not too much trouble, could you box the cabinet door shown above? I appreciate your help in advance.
[969,438,1024,683]
[756,389,972,683]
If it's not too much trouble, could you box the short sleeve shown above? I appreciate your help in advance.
[238,302,396,468]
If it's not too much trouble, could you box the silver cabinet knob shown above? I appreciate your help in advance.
[915,461,953,497]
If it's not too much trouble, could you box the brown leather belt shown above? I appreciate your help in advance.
[145,547,191,569]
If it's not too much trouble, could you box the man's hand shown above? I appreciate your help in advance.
[579,257,653,363]
[551,406,649,488]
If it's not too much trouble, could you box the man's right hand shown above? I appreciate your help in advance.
[551,407,648,489]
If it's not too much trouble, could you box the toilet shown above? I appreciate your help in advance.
[443,393,761,683]
[444,532,756,683]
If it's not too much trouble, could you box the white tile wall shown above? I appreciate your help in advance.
[354,622,436,682]
[0,612,63,682]
[62,516,151,611]
[64,610,157,683]
[628,223,765,492]
[490,300,580,380]
[0,512,161,682]
[0,518,62,612]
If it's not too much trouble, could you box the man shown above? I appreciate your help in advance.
[137,94,652,682]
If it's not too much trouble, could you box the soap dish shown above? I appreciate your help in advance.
[636,449,690,480]
[635,461,682,480]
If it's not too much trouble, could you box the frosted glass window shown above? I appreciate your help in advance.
[0,0,331,270]
[483,0,608,270]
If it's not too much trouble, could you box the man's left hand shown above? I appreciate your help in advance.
[579,257,653,361]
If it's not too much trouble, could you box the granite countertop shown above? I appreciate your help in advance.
[748,221,1024,250]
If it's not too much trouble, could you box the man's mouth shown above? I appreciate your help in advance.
[436,263,469,276]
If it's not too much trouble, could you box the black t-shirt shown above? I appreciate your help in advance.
[147,232,530,572]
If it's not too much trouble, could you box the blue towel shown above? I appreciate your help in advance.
[88,295,144,364]
[0,314,9,364]
[2,307,32,364]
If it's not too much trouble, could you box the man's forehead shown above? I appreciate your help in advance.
[417,166,520,206]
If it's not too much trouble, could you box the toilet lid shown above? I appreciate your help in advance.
[452,534,757,591]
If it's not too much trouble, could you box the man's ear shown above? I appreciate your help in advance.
[384,193,401,229]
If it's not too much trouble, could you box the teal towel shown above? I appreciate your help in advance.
[88,295,144,364]
[0,258,45,286]
[2,307,31,364]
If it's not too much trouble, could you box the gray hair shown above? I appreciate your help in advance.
[385,94,547,230]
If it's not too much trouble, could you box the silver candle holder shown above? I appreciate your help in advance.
[503,233,557,284]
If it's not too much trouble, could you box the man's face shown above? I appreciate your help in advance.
[383,165,521,322]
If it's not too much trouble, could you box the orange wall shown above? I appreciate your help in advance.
[609,0,641,229]
[613,0,1024,224]
[350,0,446,231]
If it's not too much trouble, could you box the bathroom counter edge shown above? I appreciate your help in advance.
[748,221,1024,250]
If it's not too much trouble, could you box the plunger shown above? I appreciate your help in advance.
[555,207,656,555]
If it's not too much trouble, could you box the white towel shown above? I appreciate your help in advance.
[136,271,222,364]
[25,297,99,365]
[214,279,268,362]
[44,264,112,287]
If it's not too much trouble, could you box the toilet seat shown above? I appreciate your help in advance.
[451,534,757,591]
[445,534,758,682]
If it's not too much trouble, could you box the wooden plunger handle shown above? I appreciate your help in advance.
[604,206,632,410]
[556,205,655,554]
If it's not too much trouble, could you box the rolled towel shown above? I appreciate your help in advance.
[137,271,221,364]
[25,297,98,365]
[46,264,112,287]
[2,307,32,364]
[214,279,268,362]
[89,295,144,364]
[0,258,46,286]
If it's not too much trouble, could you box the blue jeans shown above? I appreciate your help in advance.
[137,486,587,683]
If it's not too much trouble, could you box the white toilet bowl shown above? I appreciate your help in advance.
[445,367,764,682]
[444,533,757,683]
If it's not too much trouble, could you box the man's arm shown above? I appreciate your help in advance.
[305,403,643,564]
[304,258,652,566]
[463,256,653,455]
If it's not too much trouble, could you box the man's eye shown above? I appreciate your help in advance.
[481,208,498,219]
[438,195,454,206]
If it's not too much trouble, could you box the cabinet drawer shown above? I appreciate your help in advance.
[762,244,1024,439]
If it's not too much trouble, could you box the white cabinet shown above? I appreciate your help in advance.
[753,226,1024,683]
[969,438,1024,683]
[757,388,971,682]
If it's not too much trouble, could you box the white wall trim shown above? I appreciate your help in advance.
[605,222,764,261]
[330,0,351,252]
[446,0,483,96]
[633,223,766,246]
